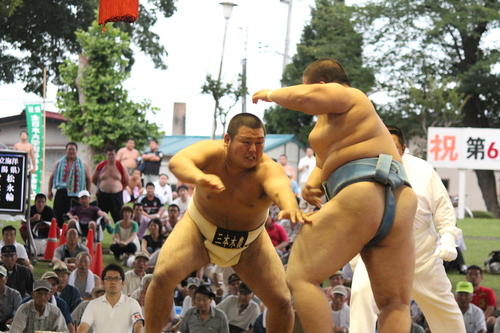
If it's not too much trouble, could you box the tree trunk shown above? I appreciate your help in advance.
[474,169,500,218]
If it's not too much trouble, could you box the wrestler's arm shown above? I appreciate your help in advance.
[169,140,225,193]
[252,83,358,115]
[258,158,308,223]
[116,148,124,161]
[91,166,99,186]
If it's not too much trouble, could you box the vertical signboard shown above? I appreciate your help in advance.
[0,150,27,214]
[25,104,44,195]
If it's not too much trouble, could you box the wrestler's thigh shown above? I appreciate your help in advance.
[287,182,388,284]
[155,215,210,281]
[361,186,417,308]
[234,231,290,306]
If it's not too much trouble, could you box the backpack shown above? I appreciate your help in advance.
[484,250,500,274]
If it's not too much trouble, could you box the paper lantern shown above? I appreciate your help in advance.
[98,0,139,31]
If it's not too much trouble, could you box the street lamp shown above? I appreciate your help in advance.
[211,2,237,140]
[280,0,293,77]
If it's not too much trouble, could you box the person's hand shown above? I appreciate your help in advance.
[33,214,41,221]
[48,191,53,201]
[104,215,110,224]
[434,233,457,261]
[302,185,324,207]
[278,209,311,224]
[195,174,225,193]
[252,89,273,104]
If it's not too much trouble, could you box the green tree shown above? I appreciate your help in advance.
[0,0,176,95]
[57,20,163,164]
[201,74,248,137]
[264,0,375,146]
[358,0,500,216]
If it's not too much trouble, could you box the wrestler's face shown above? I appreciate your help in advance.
[20,132,28,140]
[126,139,135,150]
[66,144,77,159]
[390,134,406,157]
[225,126,265,169]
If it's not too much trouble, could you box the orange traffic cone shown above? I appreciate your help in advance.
[59,223,68,246]
[43,219,58,260]
[86,229,94,258]
[91,243,104,281]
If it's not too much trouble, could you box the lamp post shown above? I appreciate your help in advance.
[280,0,293,78]
[211,2,237,140]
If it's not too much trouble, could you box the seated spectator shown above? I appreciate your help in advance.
[221,273,241,301]
[265,216,289,257]
[71,285,105,333]
[132,203,150,242]
[21,193,57,241]
[76,263,143,333]
[179,285,229,333]
[329,285,350,332]
[54,262,82,313]
[122,252,149,296]
[216,282,260,333]
[180,277,217,318]
[0,266,21,331]
[324,270,351,305]
[154,173,173,206]
[1,245,34,298]
[466,265,497,330]
[165,204,181,233]
[0,225,33,272]
[67,190,110,237]
[68,253,101,300]
[126,169,145,203]
[172,185,191,217]
[141,218,165,255]
[137,182,165,220]
[52,228,89,271]
[10,280,68,333]
[130,273,153,302]
[110,206,140,264]
[456,281,487,333]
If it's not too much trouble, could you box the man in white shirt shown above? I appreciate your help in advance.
[297,147,316,189]
[153,174,173,206]
[330,285,349,333]
[349,125,465,333]
[77,263,143,333]
[216,283,260,332]
[172,185,191,217]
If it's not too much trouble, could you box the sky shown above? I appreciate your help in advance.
[0,0,366,136]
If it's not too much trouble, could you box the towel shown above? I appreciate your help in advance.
[68,269,95,296]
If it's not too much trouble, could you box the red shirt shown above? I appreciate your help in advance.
[472,286,497,312]
[265,223,289,247]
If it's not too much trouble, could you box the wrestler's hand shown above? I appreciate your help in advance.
[434,233,457,261]
[195,174,226,193]
[252,89,273,104]
[302,185,324,208]
[278,209,311,224]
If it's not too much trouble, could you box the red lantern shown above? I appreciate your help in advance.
[98,0,139,31]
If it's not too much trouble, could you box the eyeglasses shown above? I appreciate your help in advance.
[104,276,122,281]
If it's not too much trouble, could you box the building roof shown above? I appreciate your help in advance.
[158,134,305,156]
[0,110,67,124]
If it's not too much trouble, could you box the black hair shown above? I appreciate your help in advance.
[177,185,188,192]
[120,205,133,218]
[303,58,350,86]
[102,263,125,281]
[2,225,16,235]
[386,125,406,146]
[146,182,155,188]
[227,113,266,139]
[66,142,78,150]
[35,193,47,201]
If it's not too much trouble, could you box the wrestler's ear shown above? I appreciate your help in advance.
[223,133,231,146]
[319,81,326,84]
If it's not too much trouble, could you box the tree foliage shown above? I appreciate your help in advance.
[357,0,500,215]
[0,0,176,95]
[57,21,163,164]
[201,74,248,136]
[264,0,375,146]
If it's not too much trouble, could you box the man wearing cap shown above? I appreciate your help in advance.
[53,228,90,271]
[54,262,82,313]
[10,280,68,333]
[220,273,241,301]
[48,141,92,228]
[179,285,229,333]
[92,146,129,223]
[1,245,34,298]
[324,271,351,305]
[77,263,143,333]
[0,265,21,331]
[67,190,111,237]
[456,281,487,333]
[21,271,75,333]
[179,277,218,319]
[123,252,149,296]
[216,282,260,332]
[329,285,350,333]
